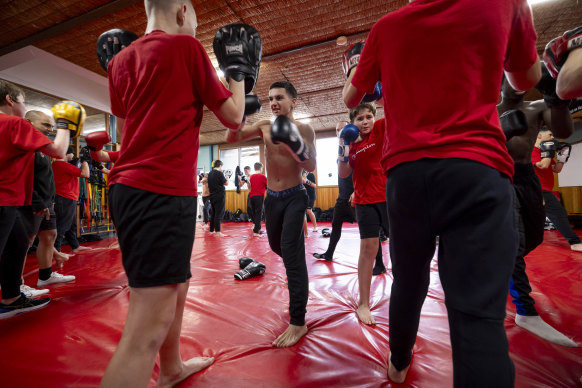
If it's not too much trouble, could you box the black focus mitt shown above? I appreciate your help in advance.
[97,29,139,72]
[213,24,262,94]
[499,109,527,141]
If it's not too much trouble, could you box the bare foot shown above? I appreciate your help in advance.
[357,305,376,325]
[515,315,577,347]
[571,243,582,252]
[388,356,410,384]
[215,232,228,237]
[54,252,70,269]
[72,246,92,253]
[157,356,214,388]
[272,324,308,348]
[109,242,120,249]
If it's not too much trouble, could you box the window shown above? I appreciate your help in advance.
[219,145,261,190]
[315,137,339,186]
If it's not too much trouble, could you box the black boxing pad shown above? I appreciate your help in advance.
[97,29,139,72]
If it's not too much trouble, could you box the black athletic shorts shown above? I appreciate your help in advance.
[18,203,57,236]
[109,183,196,288]
[355,202,388,239]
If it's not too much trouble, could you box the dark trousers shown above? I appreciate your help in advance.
[325,198,356,258]
[510,164,545,316]
[209,193,225,232]
[542,190,581,245]
[386,158,517,387]
[250,195,264,233]
[264,189,309,326]
[64,214,80,250]
[0,207,29,299]
[54,195,78,252]
[202,196,210,224]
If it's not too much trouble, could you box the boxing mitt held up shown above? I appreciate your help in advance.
[556,142,572,163]
[535,62,569,108]
[342,41,364,78]
[213,24,262,94]
[543,25,582,79]
[234,261,266,280]
[97,29,138,72]
[51,101,86,138]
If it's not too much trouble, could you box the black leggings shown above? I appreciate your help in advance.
[542,190,581,245]
[209,194,225,232]
[0,207,29,299]
[510,163,545,316]
[325,198,355,258]
[264,189,309,326]
[202,196,210,224]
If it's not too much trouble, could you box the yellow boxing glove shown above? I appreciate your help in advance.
[51,100,86,138]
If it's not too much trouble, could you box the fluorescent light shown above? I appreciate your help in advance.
[298,118,312,124]
[528,0,555,5]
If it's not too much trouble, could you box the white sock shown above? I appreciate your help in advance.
[515,315,577,347]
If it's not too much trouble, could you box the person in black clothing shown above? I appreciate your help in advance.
[208,160,229,236]
[302,170,317,235]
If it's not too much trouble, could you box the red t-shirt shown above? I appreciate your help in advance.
[352,0,538,180]
[531,147,555,191]
[0,115,52,206]
[249,173,267,197]
[52,161,82,201]
[107,30,233,196]
[349,119,386,205]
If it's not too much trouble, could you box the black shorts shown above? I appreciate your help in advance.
[306,195,316,210]
[18,203,57,236]
[355,202,388,239]
[109,184,196,288]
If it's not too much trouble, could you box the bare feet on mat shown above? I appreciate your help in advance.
[215,232,228,237]
[109,242,120,249]
[357,305,376,325]
[72,246,92,253]
[388,355,410,384]
[515,315,577,347]
[571,243,582,252]
[272,324,308,348]
[157,357,214,388]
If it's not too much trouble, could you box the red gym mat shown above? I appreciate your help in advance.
[1,222,581,387]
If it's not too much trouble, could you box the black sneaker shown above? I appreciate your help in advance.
[313,252,332,261]
[373,265,387,276]
[0,293,50,320]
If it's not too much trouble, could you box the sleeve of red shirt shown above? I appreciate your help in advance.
[62,162,82,177]
[189,38,233,111]
[108,151,120,163]
[109,76,125,119]
[11,119,52,152]
[531,147,541,164]
[504,0,538,72]
[352,24,382,95]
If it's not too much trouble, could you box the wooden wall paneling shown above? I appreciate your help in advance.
[558,187,582,214]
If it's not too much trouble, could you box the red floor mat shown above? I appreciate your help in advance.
[1,223,581,387]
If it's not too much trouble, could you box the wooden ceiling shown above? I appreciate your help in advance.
[1,0,581,145]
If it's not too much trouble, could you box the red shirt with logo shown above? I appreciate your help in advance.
[0,115,52,206]
[108,30,232,196]
[52,161,82,201]
[249,173,267,197]
[349,119,386,205]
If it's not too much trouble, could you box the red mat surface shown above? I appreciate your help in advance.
[1,222,581,387]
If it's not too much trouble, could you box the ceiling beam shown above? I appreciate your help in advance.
[0,0,142,57]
